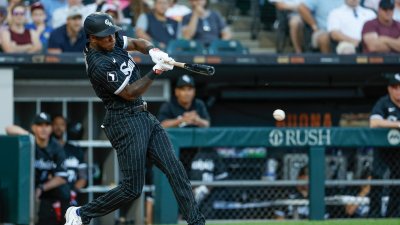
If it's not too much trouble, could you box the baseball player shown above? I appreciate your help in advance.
[52,115,87,206]
[6,112,70,225]
[369,72,400,217]
[64,12,205,225]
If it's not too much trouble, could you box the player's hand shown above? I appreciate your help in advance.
[149,48,171,64]
[153,62,173,75]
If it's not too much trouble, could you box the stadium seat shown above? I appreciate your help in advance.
[208,40,249,55]
[166,39,206,54]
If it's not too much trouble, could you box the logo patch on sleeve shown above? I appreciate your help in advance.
[107,71,118,82]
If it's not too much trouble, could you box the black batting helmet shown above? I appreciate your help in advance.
[84,12,121,37]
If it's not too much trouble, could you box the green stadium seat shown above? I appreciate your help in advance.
[166,39,206,54]
[208,40,248,55]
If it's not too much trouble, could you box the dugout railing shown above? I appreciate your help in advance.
[154,127,400,224]
[1,128,400,224]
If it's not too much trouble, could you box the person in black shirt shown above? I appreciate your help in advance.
[369,72,400,217]
[52,115,87,206]
[158,74,210,128]
[64,12,205,225]
[6,112,69,225]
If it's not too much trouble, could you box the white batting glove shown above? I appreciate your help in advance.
[152,63,164,75]
[152,62,174,75]
[149,48,170,64]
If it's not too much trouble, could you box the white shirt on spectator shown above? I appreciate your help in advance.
[327,4,376,41]
[165,3,191,22]
[52,4,97,29]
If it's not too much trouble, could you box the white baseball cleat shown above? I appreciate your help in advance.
[65,206,82,225]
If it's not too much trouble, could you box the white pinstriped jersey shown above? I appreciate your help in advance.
[84,32,143,110]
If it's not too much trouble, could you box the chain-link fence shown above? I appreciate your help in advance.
[179,146,400,220]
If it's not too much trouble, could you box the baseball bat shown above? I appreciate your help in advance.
[169,61,215,76]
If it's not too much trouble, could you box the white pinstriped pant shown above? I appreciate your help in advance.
[80,109,205,225]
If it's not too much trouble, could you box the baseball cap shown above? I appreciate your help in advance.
[385,72,400,85]
[32,112,51,125]
[84,12,121,37]
[379,0,395,9]
[176,74,195,88]
[30,2,44,13]
[67,6,82,19]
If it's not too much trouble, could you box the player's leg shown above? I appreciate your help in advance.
[76,116,148,224]
[147,121,205,225]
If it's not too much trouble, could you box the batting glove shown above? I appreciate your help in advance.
[152,62,174,75]
[149,48,170,64]
[152,63,164,75]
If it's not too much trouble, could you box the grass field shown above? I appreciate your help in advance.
[203,219,400,225]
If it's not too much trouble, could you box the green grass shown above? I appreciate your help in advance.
[203,219,400,225]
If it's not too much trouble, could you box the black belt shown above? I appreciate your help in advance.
[131,101,147,113]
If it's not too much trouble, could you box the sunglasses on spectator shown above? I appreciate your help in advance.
[13,11,25,16]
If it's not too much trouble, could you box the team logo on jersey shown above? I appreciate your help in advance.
[105,19,113,27]
[107,71,118,82]
[120,60,135,76]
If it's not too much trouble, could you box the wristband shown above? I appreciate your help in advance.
[146,45,155,53]
[147,71,157,80]
[39,184,45,192]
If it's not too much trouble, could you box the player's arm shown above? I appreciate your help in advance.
[369,118,400,128]
[125,37,154,54]
[5,125,29,135]
[117,71,159,101]
[39,176,67,193]
[161,117,185,128]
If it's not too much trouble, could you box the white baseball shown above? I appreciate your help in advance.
[273,109,285,121]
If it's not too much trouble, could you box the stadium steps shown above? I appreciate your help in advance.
[230,15,276,53]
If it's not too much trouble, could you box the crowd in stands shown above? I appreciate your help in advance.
[0,0,397,54]
[0,0,232,54]
[270,0,400,54]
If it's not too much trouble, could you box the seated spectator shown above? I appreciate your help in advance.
[362,0,400,53]
[166,0,191,22]
[47,6,86,54]
[52,0,98,29]
[25,2,53,52]
[182,0,232,46]
[158,74,210,128]
[1,3,42,53]
[327,0,376,54]
[136,0,179,49]
[269,0,304,53]
[394,0,400,21]
[298,0,344,53]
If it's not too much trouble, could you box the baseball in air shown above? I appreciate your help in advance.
[273,109,285,121]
